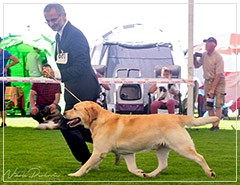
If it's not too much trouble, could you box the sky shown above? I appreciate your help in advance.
[0,0,239,50]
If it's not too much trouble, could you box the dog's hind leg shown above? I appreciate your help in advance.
[145,147,171,177]
[123,154,147,177]
[168,132,216,178]
[176,147,216,178]
[68,152,107,177]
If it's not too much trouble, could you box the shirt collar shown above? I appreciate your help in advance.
[57,20,68,38]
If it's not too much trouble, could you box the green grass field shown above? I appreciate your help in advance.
[1,117,239,184]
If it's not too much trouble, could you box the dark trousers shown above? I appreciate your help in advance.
[0,84,6,111]
[61,80,100,164]
[60,118,93,165]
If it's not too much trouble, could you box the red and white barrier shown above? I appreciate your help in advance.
[0,77,194,85]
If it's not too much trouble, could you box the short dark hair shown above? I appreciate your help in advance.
[0,37,2,43]
[42,63,52,69]
[43,3,66,16]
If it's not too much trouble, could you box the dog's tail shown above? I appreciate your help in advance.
[182,116,219,127]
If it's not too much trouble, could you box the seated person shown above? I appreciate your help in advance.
[148,67,179,114]
[30,64,62,123]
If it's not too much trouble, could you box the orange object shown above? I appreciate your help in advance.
[5,86,25,109]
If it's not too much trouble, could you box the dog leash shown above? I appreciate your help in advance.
[44,70,82,102]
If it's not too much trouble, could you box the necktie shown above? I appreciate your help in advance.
[56,33,61,54]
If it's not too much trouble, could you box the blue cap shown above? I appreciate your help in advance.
[203,37,217,45]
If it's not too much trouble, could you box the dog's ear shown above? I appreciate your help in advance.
[83,103,98,125]
[88,105,98,122]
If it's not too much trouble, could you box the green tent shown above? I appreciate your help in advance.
[0,34,55,116]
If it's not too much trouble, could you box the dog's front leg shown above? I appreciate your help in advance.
[68,153,105,177]
[123,154,147,177]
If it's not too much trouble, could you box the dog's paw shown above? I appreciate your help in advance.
[68,172,81,177]
[136,169,148,178]
[68,173,76,177]
[35,124,47,130]
[209,169,216,178]
[47,124,59,130]
[136,169,144,173]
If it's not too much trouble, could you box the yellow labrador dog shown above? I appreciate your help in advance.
[64,101,219,178]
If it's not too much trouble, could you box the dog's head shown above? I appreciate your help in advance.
[40,106,51,118]
[64,101,100,128]
[48,109,64,123]
[40,106,63,123]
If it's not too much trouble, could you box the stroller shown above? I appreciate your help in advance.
[115,68,144,114]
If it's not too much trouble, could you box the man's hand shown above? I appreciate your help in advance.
[49,103,57,112]
[207,89,215,98]
[31,106,39,115]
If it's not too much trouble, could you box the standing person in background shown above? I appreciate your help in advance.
[0,37,19,127]
[26,47,43,77]
[43,3,101,165]
[194,37,225,131]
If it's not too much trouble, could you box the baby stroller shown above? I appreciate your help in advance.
[115,68,144,114]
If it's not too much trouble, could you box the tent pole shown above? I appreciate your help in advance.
[187,0,194,116]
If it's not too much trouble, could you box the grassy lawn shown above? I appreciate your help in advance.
[0,117,239,184]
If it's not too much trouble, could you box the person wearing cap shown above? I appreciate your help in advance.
[148,67,180,114]
[26,47,43,77]
[0,37,20,127]
[194,37,225,131]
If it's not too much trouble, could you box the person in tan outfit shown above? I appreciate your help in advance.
[194,37,225,131]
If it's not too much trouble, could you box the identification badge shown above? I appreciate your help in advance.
[56,51,68,64]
